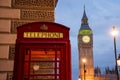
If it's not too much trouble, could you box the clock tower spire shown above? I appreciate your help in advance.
[80,6,91,31]
[82,6,88,25]
[78,7,94,80]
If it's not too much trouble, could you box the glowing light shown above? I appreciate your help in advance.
[111,26,118,37]
[78,78,81,80]
[82,58,86,63]
[33,64,39,71]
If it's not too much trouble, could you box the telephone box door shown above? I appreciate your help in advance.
[23,44,65,80]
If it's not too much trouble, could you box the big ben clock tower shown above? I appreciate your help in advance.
[78,8,94,80]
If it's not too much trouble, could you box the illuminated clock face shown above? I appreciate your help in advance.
[82,36,90,43]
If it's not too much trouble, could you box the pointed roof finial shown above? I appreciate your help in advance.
[84,4,85,11]
[82,5,88,20]
[79,5,91,30]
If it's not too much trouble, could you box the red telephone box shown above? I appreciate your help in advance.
[13,22,71,80]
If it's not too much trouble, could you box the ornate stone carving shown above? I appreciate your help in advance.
[11,20,34,33]
[21,9,54,21]
[9,45,15,60]
[12,0,56,10]
[11,19,53,33]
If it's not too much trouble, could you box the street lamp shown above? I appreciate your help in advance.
[82,59,86,80]
[78,77,81,80]
[111,26,119,80]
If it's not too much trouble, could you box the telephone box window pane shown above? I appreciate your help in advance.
[57,62,60,68]
[32,57,55,61]
[57,69,59,74]
[30,76,55,80]
[57,76,60,79]
[30,62,55,74]
[31,62,55,69]
[32,68,55,74]
[57,58,60,61]
[31,50,56,59]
